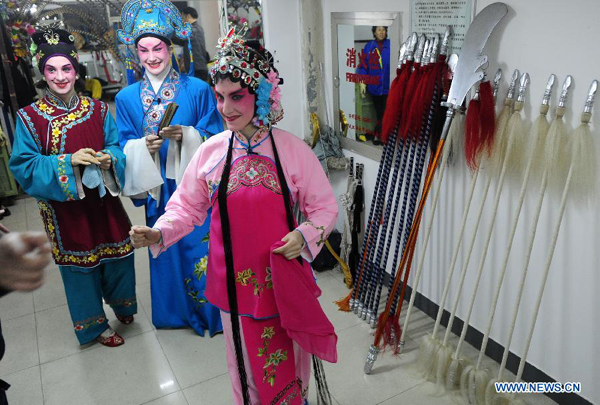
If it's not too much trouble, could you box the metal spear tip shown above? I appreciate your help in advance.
[440,26,452,56]
[507,69,520,99]
[541,74,557,106]
[430,34,440,63]
[493,68,502,86]
[558,75,573,107]
[517,72,530,102]
[406,33,418,59]
[584,79,599,113]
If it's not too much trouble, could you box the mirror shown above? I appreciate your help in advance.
[332,12,401,157]
[226,0,263,43]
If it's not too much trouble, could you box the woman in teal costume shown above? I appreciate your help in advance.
[115,0,223,336]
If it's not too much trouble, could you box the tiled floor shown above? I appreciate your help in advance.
[0,197,557,404]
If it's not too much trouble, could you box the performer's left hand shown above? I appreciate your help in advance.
[96,152,112,170]
[160,125,183,141]
[273,230,305,260]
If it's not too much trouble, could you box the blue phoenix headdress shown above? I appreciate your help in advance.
[117,0,194,83]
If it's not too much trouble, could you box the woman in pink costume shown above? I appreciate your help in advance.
[130,26,338,404]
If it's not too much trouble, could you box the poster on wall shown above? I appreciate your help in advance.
[410,0,473,53]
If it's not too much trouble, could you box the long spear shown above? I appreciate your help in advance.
[433,73,530,397]
[401,68,501,360]
[363,34,441,326]
[484,76,574,405]
[364,2,508,374]
[456,74,556,401]
[369,31,451,330]
[356,34,427,320]
[380,34,450,338]
[417,69,520,380]
[507,80,598,405]
[336,34,417,312]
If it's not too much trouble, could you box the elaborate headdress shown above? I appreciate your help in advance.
[211,24,284,130]
[117,0,194,83]
[31,28,79,73]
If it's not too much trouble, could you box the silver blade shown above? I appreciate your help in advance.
[447,2,508,107]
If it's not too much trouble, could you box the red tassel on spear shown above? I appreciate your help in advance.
[335,34,418,311]
[380,34,417,143]
[364,2,509,375]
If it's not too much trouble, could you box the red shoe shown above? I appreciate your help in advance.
[116,314,134,325]
[96,329,125,347]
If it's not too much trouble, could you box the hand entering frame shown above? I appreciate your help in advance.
[129,225,161,248]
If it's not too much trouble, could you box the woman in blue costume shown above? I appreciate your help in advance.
[115,0,223,336]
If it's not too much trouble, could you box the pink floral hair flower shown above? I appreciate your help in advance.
[266,70,281,108]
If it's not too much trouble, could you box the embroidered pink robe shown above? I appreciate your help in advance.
[151,129,338,403]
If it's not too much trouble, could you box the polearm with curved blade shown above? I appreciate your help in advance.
[484,75,575,405]
[352,34,423,318]
[358,35,429,322]
[455,74,556,400]
[507,80,598,405]
[337,34,417,313]
[364,2,508,374]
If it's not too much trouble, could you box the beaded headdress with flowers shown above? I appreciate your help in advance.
[211,24,284,130]
[117,0,194,83]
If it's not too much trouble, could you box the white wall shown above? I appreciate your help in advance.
[326,1,600,404]
[258,1,600,401]
[261,0,306,140]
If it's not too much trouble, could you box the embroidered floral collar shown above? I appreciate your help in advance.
[233,129,270,152]
[45,90,79,110]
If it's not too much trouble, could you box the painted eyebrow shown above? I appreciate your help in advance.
[45,64,74,71]
[214,88,246,98]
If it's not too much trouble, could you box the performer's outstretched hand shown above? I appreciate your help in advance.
[273,230,305,260]
[0,231,51,292]
[129,226,161,248]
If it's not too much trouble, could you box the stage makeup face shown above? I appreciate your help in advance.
[44,56,76,100]
[214,78,256,134]
[137,36,171,76]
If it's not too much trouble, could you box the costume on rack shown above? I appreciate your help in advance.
[148,26,338,404]
[115,0,223,336]
[9,28,136,345]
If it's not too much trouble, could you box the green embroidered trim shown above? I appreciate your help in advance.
[236,267,273,297]
[184,255,209,308]
[105,297,137,308]
[74,314,107,331]
[305,220,327,247]
[56,154,75,201]
[258,327,289,387]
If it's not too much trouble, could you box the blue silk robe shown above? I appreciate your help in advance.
[116,68,223,336]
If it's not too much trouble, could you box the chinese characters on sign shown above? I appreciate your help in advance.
[410,0,472,53]
[345,47,383,85]
[347,113,377,136]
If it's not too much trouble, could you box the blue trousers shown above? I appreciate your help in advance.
[59,254,137,344]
